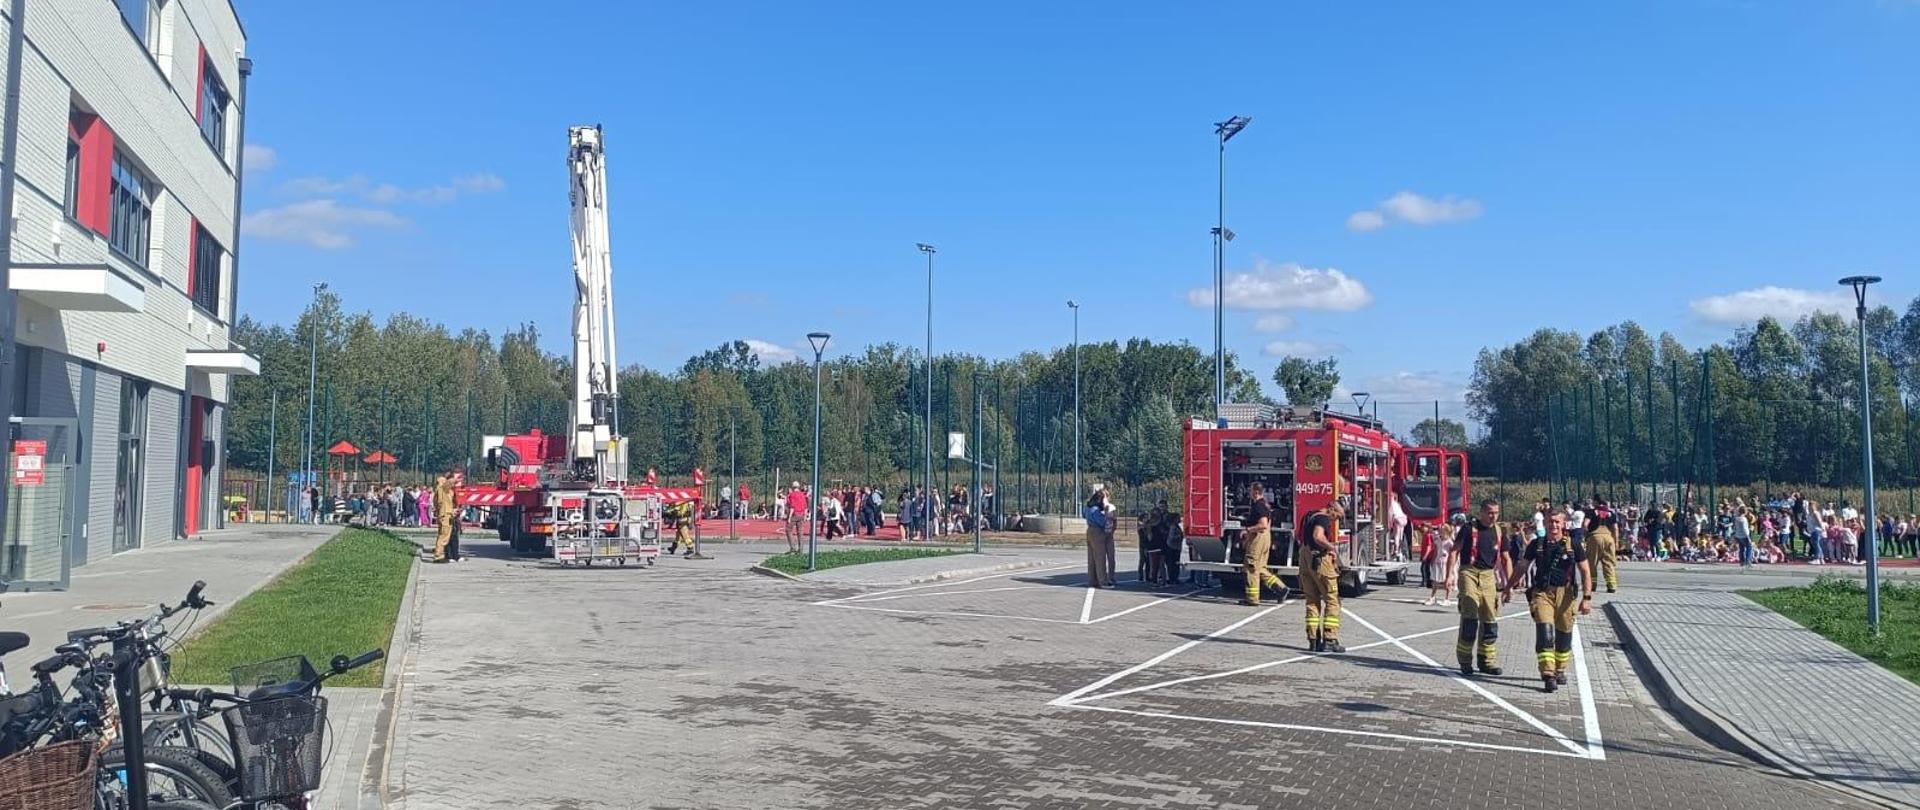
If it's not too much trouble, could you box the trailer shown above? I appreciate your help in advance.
[1181,404,1469,598]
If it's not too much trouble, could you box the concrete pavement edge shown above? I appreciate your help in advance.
[1603,602,1912,810]
[363,546,423,810]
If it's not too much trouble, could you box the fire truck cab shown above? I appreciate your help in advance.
[1182,404,1468,598]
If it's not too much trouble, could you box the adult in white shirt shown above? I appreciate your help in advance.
[1841,503,1860,523]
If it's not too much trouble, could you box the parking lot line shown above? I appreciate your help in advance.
[1065,703,1589,760]
[1343,609,1591,759]
[1049,606,1282,706]
[844,584,1049,604]
[1571,624,1606,760]
[810,564,1079,606]
[1063,611,1531,705]
[1079,586,1096,624]
[824,602,1089,625]
[1084,585,1207,625]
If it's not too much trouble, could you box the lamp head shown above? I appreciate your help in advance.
[1214,115,1251,142]
[916,243,936,254]
[806,332,832,355]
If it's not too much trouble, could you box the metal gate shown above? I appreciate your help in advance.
[1,417,79,591]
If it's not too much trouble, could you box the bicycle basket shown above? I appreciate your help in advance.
[229,655,319,698]
[0,740,97,810]
[221,695,327,799]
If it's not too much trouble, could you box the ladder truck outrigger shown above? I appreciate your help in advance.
[458,126,674,566]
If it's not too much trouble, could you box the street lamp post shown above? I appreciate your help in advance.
[1069,300,1081,500]
[728,416,737,542]
[917,243,936,506]
[807,332,832,571]
[303,282,326,519]
[1841,275,1884,634]
[1212,115,1250,426]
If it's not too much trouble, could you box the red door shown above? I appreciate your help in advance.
[185,397,206,535]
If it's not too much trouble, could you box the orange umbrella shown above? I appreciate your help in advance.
[364,450,397,465]
[326,440,360,456]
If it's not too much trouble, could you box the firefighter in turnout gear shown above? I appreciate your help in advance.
[1584,497,1620,593]
[1298,503,1345,653]
[1508,511,1593,692]
[665,500,696,557]
[1239,482,1288,607]
[1452,499,1512,677]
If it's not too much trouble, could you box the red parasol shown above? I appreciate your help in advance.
[364,450,397,465]
[326,440,360,456]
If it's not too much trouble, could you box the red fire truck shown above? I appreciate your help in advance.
[461,430,700,558]
[1182,404,1470,597]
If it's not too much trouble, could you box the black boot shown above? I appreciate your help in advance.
[1478,661,1503,676]
[1556,671,1568,686]
[1544,676,1559,693]
[1323,639,1345,654]
[1310,638,1324,653]
[1459,661,1474,677]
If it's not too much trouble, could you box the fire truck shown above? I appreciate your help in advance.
[454,126,683,566]
[464,430,701,557]
[1182,403,1470,597]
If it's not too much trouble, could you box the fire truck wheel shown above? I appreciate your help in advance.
[1384,569,1407,586]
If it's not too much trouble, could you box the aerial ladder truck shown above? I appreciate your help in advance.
[460,126,669,565]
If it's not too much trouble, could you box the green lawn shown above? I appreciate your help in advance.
[171,528,414,688]
[1743,576,1920,686]
[760,547,958,575]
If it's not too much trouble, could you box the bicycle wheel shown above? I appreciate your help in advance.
[98,745,236,809]
[144,717,237,784]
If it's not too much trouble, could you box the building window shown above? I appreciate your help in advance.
[64,140,81,220]
[191,225,222,314]
[198,61,228,156]
[108,153,152,267]
[114,379,149,553]
[116,0,163,56]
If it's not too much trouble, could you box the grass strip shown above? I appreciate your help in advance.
[761,547,957,575]
[170,528,414,688]
[1743,575,1920,686]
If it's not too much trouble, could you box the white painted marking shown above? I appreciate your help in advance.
[1048,606,1280,706]
[842,584,1046,604]
[1079,586,1097,624]
[1071,612,1530,705]
[823,602,1086,625]
[1085,586,1207,624]
[1344,609,1589,758]
[809,564,1077,606]
[2,609,59,620]
[1061,703,1586,760]
[1570,624,1607,760]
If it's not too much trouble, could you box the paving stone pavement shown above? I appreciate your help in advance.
[0,524,340,673]
[1610,589,1920,809]
[388,541,1873,810]
[797,550,1084,587]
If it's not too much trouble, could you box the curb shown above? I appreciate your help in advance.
[363,548,422,810]
[801,557,1067,588]
[1604,603,1912,810]
[749,564,804,581]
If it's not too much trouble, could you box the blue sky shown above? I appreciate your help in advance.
[234,0,1919,428]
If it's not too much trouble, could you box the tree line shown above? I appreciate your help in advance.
[224,290,1270,496]
[1466,301,1920,496]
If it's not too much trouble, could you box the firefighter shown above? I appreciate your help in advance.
[1452,499,1511,677]
[1585,496,1621,593]
[1238,483,1287,607]
[665,500,696,557]
[1297,502,1345,653]
[1507,511,1593,692]
[431,469,458,564]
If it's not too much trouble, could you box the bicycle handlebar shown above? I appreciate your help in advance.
[335,650,383,673]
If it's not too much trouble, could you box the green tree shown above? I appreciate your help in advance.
[1409,418,1468,448]
[1272,357,1340,407]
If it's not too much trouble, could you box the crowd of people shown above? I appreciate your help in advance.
[766,481,1008,551]
[1416,490,1907,604]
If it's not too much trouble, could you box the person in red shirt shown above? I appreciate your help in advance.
[737,483,751,519]
[784,483,809,553]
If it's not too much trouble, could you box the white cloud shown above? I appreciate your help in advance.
[1189,260,1373,312]
[1253,314,1295,333]
[1380,191,1483,225]
[742,339,799,364]
[1689,286,1854,325]
[241,144,276,172]
[281,172,506,205]
[1332,370,1475,436]
[240,199,408,249]
[1348,190,1483,233]
[1263,340,1347,357]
